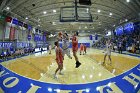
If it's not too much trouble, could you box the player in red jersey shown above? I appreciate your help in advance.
[80,43,84,55]
[72,32,81,68]
[54,41,64,78]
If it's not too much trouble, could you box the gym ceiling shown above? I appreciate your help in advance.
[0,0,140,34]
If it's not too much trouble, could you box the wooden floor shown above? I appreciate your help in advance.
[1,48,140,84]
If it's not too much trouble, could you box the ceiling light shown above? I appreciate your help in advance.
[6,7,10,10]
[53,10,56,13]
[52,22,56,25]
[43,11,47,14]
[85,26,87,29]
[125,19,128,22]
[126,0,130,2]
[86,8,89,13]
[25,17,28,20]
[97,9,101,13]
[109,13,113,16]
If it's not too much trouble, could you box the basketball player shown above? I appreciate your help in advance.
[62,33,72,59]
[57,32,63,41]
[80,43,84,55]
[54,41,64,78]
[103,40,112,65]
[49,44,52,54]
[72,32,81,68]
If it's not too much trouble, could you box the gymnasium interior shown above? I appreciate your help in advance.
[0,0,140,93]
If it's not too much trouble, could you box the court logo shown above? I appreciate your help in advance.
[0,64,140,93]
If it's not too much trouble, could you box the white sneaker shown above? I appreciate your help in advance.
[53,74,57,79]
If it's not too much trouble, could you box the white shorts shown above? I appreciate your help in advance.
[105,51,111,56]
[63,48,71,58]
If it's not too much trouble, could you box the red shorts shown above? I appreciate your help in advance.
[80,47,84,51]
[72,46,78,52]
[56,59,63,65]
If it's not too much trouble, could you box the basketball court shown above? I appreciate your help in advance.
[0,0,140,93]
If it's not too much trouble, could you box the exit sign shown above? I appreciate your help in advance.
[0,15,5,20]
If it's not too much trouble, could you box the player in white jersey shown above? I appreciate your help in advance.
[62,33,72,59]
[103,40,112,65]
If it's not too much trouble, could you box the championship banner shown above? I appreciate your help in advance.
[27,34,31,41]
[95,34,98,40]
[0,63,140,93]
[89,35,92,40]
[9,27,15,40]
[12,18,18,25]
[5,16,12,23]
[5,23,11,39]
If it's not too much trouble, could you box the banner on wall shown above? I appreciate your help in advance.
[5,16,12,23]
[0,63,139,93]
[23,23,28,29]
[89,35,93,40]
[95,34,98,40]
[0,42,12,49]
[18,21,23,27]
[12,18,18,25]
[0,42,30,49]
[27,34,31,41]
[5,23,11,39]
[9,27,15,40]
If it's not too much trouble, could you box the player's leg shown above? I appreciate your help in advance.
[54,62,60,78]
[108,55,112,65]
[66,49,72,59]
[73,51,81,68]
[82,50,84,55]
[80,50,81,55]
[49,49,51,54]
[103,53,107,64]
[59,63,64,75]
[73,51,78,61]
[62,50,65,60]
